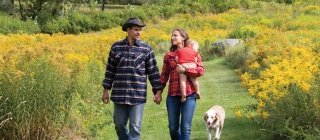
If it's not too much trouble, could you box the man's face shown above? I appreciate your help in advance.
[127,26,142,41]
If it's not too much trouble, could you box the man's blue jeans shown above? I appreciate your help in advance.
[166,93,196,140]
[113,103,145,140]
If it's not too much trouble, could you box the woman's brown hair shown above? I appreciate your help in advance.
[170,28,189,52]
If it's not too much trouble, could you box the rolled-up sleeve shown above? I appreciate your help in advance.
[185,53,205,77]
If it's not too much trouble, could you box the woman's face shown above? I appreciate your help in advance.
[171,30,185,46]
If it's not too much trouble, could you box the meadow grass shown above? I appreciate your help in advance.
[97,56,271,139]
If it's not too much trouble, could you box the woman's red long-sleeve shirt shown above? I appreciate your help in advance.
[160,51,205,96]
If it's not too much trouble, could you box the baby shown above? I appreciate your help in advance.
[176,39,200,102]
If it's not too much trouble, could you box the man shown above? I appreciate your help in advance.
[102,17,162,140]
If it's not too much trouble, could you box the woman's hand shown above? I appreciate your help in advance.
[176,64,186,74]
[153,90,162,104]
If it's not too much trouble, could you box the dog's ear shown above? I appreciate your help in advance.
[215,113,219,120]
[204,114,208,121]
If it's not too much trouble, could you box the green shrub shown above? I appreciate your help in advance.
[259,18,274,28]
[159,5,179,19]
[257,0,294,4]
[0,14,40,35]
[0,51,112,139]
[0,0,13,14]
[304,6,320,15]
[263,84,320,139]
[272,17,287,30]
[189,2,211,13]
[42,17,70,34]
[66,60,114,138]
[43,13,96,34]
[0,57,74,139]
[225,45,252,70]
[178,2,211,14]
[276,0,294,4]
[210,20,227,29]
[37,11,56,28]
[117,7,148,22]
[155,41,171,54]
[93,12,122,29]
[211,41,227,57]
[68,13,95,33]
[210,0,230,13]
[199,39,217,61]
[228,25,260,40]
[240,0,254,9]
[209,0,243,13]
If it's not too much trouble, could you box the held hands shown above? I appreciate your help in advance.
[102,89,110,104]
[153,90,162,105]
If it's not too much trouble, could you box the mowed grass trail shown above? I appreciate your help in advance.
[189,58,270,140]
[100,56,270,140]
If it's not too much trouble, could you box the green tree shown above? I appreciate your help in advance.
[0,0,14,14]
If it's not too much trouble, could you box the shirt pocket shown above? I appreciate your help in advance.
[133,53,146,69]
[169,58,177,69]
[115,53,125,67]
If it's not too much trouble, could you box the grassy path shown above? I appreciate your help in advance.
[188,58,269,140]
[100,57,270,139]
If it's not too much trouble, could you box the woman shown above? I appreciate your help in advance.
[160,28,205,140]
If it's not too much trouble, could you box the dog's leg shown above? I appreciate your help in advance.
[205,123,211,140]
[217,125,223,139]
[214,127,220,140]
[207,127,212,140]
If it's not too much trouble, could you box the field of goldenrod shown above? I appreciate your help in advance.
[0,3,319,139]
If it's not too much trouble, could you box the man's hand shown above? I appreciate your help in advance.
[102,89,110,104]
[153,90,162,105]
[176,64,186,74]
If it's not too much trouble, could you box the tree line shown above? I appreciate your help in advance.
[0,0,304,20]
[0,0,171,19]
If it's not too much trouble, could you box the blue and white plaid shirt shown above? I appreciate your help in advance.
[102,38,162,105]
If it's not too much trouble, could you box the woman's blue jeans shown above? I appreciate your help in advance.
[166,93,196,140]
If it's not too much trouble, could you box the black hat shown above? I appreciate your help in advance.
[122,17,146,31]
